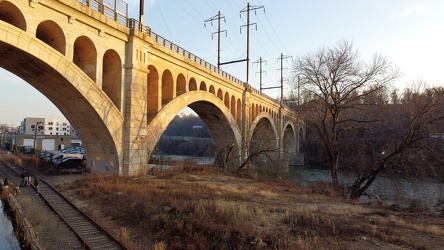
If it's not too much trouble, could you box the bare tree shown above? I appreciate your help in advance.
[348,86,444,199]
[215,121,284,178]
[292,40,400,189]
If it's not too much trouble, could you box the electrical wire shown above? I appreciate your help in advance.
[256,0,290,55]
[156,0,173,41]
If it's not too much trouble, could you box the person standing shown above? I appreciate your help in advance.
[21,171,29,187]
[34,176,39,195]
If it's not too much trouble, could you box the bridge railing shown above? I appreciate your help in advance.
[73,2,284,107]
[76,0,128,25]
[129,19,246,88]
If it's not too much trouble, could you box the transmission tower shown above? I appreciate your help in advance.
[204,11,226,68]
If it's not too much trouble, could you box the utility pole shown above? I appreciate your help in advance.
[253,57,267,93]
[204,11,226,68]
[278,53,292,106]
[240,2,264,84]
[139,0,144,28]
[32,122,43,154]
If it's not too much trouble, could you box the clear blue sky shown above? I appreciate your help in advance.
[1,0,444,126]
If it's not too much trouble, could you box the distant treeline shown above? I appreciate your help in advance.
[156,115,215,156]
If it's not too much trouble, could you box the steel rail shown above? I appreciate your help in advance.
[4,162,128,250]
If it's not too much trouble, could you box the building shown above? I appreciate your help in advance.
[20,117,71,136]
[15,117,80,151]
[15,134,71,152]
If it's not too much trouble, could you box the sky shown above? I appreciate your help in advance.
[1,0,444,126]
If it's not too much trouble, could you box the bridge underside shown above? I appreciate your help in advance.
[0,39,123,174]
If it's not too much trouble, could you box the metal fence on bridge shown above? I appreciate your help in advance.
[76,0,128,25]
[73,0,280,104]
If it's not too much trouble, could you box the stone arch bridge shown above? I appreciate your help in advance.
[0,0,304,176]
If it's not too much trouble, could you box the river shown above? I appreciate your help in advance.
[288,165,444,212]
[0,199,21,250]
[151,154,444,212]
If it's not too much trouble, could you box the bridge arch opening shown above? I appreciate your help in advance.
[199,81,207,91]
[0,1,26,31]
[73,36,97,82]
[217,88,223,100]
[176,73,186,96]
[0,30,123,174]
[147,65,159,117]
[147,92,242,171]
[283,124,296,156]
[189,77,197,91]
[102,49,122,111]
[224,92,229,108]
[230,95,236,117]
[209,85,215,95]
[36,20,66,55]
[162,69,173,106]
[236,99,241,126]
[249,117,278,168]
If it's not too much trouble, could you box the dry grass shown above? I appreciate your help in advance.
[57,168,444,250]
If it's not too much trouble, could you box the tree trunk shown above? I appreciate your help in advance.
[330,152,339,189]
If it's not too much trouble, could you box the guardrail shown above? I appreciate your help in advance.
[76,0,128,25]
[73,0,284,105]
[129,19,246,88]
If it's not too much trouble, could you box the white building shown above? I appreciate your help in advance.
[20,117,72,136]
[17,117,83,150]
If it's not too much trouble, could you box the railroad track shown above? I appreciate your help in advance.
[2,161,127,250]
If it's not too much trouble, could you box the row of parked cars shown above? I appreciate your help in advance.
[40,146,88,173]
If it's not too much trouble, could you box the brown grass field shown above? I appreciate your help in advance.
[2,153,444,249]
[50,164,444,250]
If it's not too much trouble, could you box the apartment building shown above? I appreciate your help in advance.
[20,117,71,136]
[16,117,80,151]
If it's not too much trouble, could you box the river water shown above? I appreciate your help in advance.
[152,154,444,212]
[0,199,21,250]
[288,165,444,212]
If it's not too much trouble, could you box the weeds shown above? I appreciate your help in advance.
[63,169,444,249]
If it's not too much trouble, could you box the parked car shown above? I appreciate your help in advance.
[58,157,84,169]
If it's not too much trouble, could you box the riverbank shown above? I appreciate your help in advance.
[0,155,84,250]
[2,151,444,249]
[49,166,444,249]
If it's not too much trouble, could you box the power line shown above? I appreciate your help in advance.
[256,0,289,55]
[155,1,173,41]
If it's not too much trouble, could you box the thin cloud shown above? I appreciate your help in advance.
[389,3,424,21]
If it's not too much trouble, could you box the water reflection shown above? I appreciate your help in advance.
[287,165,444,212]
[0,199,21,250]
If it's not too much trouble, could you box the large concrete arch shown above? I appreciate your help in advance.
[248,112,279,144]
[0,21,124,174]
[248,114,279,167]
[144,91,242,160]
[282,121,297,155]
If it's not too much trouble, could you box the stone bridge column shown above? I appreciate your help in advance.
[121,35,149,176]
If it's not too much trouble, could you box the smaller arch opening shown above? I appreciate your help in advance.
[36,20,66,55]
[0,2,26,31]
